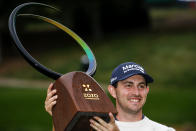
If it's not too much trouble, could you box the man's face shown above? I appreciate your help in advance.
[113,75,149,114]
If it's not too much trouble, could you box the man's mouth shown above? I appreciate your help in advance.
[129,97,141,103]
[130,99,139,102]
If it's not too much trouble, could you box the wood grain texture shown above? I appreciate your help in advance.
[52,71,116,131]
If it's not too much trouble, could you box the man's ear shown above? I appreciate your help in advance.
[108,85,117,99]
[146,85,149,94]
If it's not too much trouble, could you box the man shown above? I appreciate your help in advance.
[45,62,175,131]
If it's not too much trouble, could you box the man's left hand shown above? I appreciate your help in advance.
[89,112,120,131]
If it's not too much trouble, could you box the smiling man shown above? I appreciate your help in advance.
[89,62,175,131]
[45,62,175,131]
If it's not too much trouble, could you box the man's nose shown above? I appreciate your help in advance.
[131,86,139,96]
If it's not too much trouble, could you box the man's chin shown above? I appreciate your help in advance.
[127,106,142,114]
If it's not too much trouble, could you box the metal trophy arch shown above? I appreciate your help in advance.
[8,2,116,131]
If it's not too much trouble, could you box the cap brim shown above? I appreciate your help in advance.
[141,74,154,83]
[118,72,154,84]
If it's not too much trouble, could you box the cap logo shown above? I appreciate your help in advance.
[122,64,144,73]
[111,77,117,83]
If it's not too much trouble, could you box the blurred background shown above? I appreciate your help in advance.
[0,0,196,130]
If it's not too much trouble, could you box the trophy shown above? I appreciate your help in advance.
[8,2,116,131]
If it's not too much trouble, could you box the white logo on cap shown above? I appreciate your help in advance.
[122,64,144,74]
[111,77,117,83]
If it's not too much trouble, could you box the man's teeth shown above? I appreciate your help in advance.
[130,99,139,102]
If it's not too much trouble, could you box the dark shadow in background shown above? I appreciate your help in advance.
[0,0,151,62]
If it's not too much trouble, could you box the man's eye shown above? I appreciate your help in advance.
[139,85,145,89]
[125,84,132,88]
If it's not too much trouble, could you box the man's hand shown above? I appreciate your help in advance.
[45,83,58,116]
[89,112,120,131]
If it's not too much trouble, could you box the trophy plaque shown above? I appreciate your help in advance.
[8,2,117,131]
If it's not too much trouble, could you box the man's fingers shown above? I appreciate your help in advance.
[47,83,53,94]
[90,123,102,131]
[90,119,106,131]
[109,112,115,124]
[46,100,57,110]
[93,116,108,129]
[46,89,57,101]
[90,114,119,131]
[45,101,57,116]
[45,95,58,105]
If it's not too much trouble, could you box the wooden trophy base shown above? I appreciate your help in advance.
[52,71,117,131]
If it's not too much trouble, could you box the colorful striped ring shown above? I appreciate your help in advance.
[8,2,97,80]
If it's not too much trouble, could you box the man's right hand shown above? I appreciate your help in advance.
[45,83,58,116]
